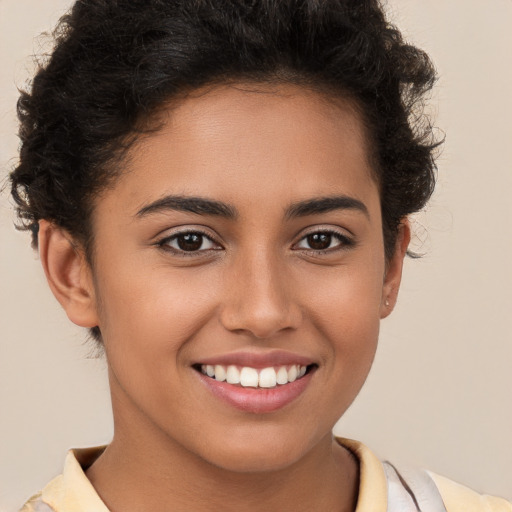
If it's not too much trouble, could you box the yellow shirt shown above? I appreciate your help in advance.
[21,439,512,512]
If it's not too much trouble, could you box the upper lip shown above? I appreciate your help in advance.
[195,350,315,369]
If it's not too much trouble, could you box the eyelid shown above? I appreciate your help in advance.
[153,224,354,257]
[292,226,355,252]
[155,227,224,255]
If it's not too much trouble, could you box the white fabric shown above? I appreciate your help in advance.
[384,461,448,512]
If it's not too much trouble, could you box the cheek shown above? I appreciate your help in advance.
[297,257,384,389]
[94,261,219,364]
[299,254,384,336]
[93,263,223,427]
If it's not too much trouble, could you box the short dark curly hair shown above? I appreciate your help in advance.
[10,0,439,263]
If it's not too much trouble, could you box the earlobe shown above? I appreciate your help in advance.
[38,220,99,328]
[380,220,411,319]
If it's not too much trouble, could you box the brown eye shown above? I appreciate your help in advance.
[295,230,353,252]
[176,233,203,251]
[305,233,332,250]
[161,231,218,253]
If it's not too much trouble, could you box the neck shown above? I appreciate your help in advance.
[87,429,358,512]
[86,376,359,512]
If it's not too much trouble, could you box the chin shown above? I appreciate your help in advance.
[193,426,321,474]
[209,447,303,474]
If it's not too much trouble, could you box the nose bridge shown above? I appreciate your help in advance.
[220,245,301,338]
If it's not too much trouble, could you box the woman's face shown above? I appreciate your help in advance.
[81,83,405,471]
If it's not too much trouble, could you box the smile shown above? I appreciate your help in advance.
[194,357,317,413]
[200,364,308,388]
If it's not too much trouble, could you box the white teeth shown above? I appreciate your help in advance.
[287,365,298,382]
[226,365,240,384]
[276,366,288,385]
[201,363,310,387]
[258,367,277,388]
[214,365,226,382]
[240,367,259,387]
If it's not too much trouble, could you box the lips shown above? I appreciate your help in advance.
[193,351,317,413]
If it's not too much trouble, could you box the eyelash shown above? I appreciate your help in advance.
[295,229,355,254]
[156,228,354,257]
[156,229,221,257]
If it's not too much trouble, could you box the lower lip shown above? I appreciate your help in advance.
[197,371,313,414]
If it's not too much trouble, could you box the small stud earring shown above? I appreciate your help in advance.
[385,298,390,307]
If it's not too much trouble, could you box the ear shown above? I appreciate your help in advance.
[380,219,411,319]
[38,220,99,328]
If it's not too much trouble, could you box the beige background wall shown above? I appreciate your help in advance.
[1,0,511,510]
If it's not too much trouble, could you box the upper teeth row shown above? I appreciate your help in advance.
[200,364,308,388]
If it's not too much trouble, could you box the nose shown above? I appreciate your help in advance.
[219,251,302,339]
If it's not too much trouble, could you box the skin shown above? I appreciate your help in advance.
[39,83,409,512]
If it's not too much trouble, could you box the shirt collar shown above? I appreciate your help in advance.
[40,439,387,512]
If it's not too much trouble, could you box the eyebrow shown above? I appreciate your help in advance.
[285,195,369,219]
[135,194,369,220]
[136,195,238,219]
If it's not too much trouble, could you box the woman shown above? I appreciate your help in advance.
[7,0,511,511]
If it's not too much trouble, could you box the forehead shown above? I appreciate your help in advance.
[97,83,379,220]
